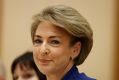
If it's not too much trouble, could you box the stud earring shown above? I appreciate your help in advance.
[70,56,73,60]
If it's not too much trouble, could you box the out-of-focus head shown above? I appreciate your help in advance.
[11,51,46,80]
[31,5,93,65]
[0,60,6,80]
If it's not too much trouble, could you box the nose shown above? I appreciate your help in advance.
[17,77,25,80]
[40,42,50,56]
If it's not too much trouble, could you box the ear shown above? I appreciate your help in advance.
[71,42,81,59]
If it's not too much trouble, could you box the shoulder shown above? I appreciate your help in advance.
[79,73,96,80]
[62,66,96,80]
[73,66,96,80]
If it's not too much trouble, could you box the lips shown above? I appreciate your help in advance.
[38,59,52,65]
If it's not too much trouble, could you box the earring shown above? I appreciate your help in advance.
[70,56,73,60]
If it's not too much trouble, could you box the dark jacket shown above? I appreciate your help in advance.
[62,66,96,80]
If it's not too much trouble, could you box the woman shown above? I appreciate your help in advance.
[31,5,96,80]
[11,51,46,80]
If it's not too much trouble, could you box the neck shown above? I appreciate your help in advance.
[46,61,74,80]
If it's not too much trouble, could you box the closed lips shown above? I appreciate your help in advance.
[38,59,52,63]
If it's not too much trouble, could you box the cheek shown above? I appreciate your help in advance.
[27,76,39,80]
[33,47,40,64]
[50,47,71,59]
[50,48,63,57]
[33,47,39,57]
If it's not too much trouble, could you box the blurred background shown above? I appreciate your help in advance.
[0,0,118,80]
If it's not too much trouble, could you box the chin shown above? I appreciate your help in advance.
[40,66,56,74]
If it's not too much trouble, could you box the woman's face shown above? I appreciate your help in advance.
[13,64,39,80]
[33,21,80,74]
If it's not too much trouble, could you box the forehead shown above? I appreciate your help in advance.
[15,64,33,72]
[14,64,35,75]
[35,21,71,38]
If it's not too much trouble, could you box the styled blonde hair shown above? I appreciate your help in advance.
[31,5,93,65]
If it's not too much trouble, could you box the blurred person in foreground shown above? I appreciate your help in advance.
[0,59,6,80]
[11,51,46,80]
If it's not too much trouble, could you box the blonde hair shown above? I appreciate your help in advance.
[31,5,93,65]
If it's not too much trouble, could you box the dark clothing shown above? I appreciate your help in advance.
[62,66,96,80]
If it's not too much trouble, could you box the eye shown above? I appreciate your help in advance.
[13,76,18,80]
[51,40,60,44]
[33,39,42,45]
[23,74,33,79]
[50,40,61,46]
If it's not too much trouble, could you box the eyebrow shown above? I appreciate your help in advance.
[34,35,62,39]
[34,35,41,38]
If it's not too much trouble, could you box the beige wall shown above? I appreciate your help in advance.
[1,0,117,80]
[115,0,119,79]
[0,0,3,57]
